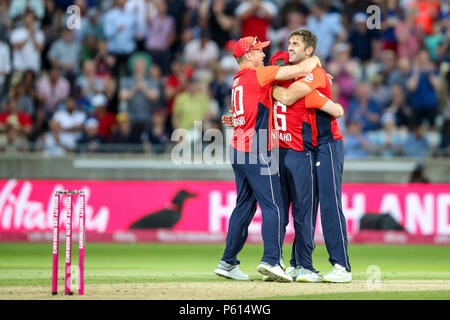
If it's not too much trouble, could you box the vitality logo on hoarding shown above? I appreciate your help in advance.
[0,180,109,232]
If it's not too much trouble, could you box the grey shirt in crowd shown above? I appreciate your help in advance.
[47,39,81,74]
[120,77,159,124]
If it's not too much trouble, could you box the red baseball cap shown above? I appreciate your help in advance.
[233,36,270,58]
[269,51,289,66]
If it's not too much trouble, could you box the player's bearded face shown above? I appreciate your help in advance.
[288,36,308,64]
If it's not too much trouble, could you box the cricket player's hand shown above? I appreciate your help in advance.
[222,109,234,127]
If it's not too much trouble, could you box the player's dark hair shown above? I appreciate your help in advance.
[289,29,317,56]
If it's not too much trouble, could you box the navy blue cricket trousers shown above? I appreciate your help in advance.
[221,148,285,266]
[314,139,351,271]
[278,148,317,272]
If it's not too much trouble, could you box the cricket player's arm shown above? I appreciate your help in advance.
[274,56,321,81]
[255,56,322,87]
[272,67,326,105]
[306,90,344,119]
[272,81,312,106]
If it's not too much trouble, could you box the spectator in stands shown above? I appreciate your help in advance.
[0,98,33,139]
[48,29,81,80]
[348,12,380,63]
[385,83,413,129]
[9,0,45,23]
[80,34,98,65]
[75,59,105,102]
[380,0,401,52]
[183,30,219,83]
[328,42,360,109]
[425,21,445,61]
[91,93,116,141]
[77,118,103,153]
[387,57,411,90]
[142,108,170,154]
[119,57,160,135]
[172,77,211,141]
[145,0,176,76]
[209,66,230,116]
[409,0,440,35]
[219,40,239,88]
[274,10,307,53]
[164,57,193,128]
[235,0,277,43]
[51,97,86,150]
[395,7,423,59]
[103,0,139,77]
[348,82,382,132]
[369,112,406,158]
[370,73,391,109]
[0,40,11,96]
[0,114,29,152]
[403,124,431,158]
[10,11,45,72]
[344,120,371,158]
[9,81,35,116]
[199,0,238,48]
[37,119,75,155]
[306,0,345,59]
[0,0,12,41]
[148,64,166,108]
[125,0,156,49]
[406,49,440,129]
[109,112,142,151]
[36,68,70,116]
[278,0,309,29]
[83,6,104,40]
[93,39,116,79]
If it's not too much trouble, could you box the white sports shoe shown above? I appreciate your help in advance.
[214,261,249,280]
[262,259,286,281]
[295,267,323,283]
[257,262,293,283]
[322,264,352,283]
[286,266,297,279]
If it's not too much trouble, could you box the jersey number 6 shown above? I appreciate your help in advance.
[274,101,287,131]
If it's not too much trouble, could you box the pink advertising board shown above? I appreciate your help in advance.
[0,179,449,236]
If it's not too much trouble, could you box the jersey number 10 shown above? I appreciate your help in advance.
[232,85,244,117]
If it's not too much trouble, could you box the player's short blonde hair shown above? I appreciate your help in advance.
[289,29,317,56]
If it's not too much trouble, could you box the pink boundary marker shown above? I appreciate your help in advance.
[51,193,60,295]
[65,193,73,295]
[79,193,86,295]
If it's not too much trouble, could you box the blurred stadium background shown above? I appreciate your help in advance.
[0,0,449,299]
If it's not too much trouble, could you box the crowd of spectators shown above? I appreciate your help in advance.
[0,0,448,158]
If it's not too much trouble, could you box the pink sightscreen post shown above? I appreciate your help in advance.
[51,193,60,295]
[79,193,86,295]
[65,193,73,295]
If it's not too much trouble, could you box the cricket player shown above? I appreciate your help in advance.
[272,29,352,283]
[223,48,344,283]
[214,36,321,282]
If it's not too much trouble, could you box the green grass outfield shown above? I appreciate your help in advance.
[0,243,449,299]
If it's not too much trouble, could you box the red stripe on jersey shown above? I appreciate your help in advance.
[309,109,318,147]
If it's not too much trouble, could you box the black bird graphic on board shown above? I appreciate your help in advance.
[129,190,197,229]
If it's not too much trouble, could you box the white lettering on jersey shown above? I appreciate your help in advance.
[303,73,314,83]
